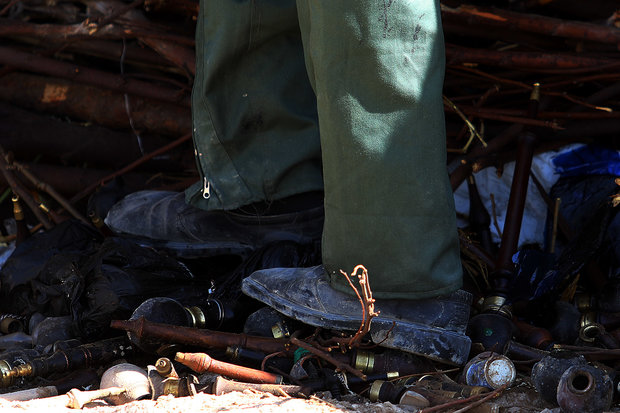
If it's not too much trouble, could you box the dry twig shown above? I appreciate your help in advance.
[261,351,286,372]
[69,133,192,204]
[10,161,90,225]
[0,146,53,230]
[289,336,366,380]
[443,95,487,152]
[420,384,507,413]
[339,265,380,348]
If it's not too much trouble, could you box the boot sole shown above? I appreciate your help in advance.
[242,276,471,365]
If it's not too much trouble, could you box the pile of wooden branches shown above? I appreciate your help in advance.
[0,0,618,227]
[0,0,198,206]
[441,0,620,189]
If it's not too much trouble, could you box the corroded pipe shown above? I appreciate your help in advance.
[175,352,282,384]
[110,317,290,355]
[492,86,540,296]
[0,337,132,388]
[513,319,554,350]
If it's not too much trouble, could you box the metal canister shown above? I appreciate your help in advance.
[531,351,587,404]
[0,349,41,387]
[556,364,613,413]
[463,352,516,390]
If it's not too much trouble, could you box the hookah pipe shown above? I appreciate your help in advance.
[467,84,541,351]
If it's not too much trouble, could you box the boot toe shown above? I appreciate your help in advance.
[242,265,472,365]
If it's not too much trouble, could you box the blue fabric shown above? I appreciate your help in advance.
[553,145,620,178]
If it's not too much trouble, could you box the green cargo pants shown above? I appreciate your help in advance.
[186,0,462,299]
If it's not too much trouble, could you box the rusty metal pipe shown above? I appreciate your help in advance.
[513,318,554,350]
[503,340,548,362]
[0,19,195,46]
[144,0,199,16]
[467,86,541,349]
[492,84,541,296]
[467,175,495,255]
[175,352,282,384]
[110,317,290,355]
[494,130,537,274]
[450,123,524,191]
[0,163,174,198]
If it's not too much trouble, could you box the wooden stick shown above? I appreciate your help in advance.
[0,19,195,46]
[447,66,611,112]
[420,384,506,413]
[0,46,190,106]
[442,4,620,46]
[69,133,192,203]
[0,73,190,137]
[0,146,53,230]
[453,106,619,120]
[93,0,146,29]
[446,45,618,71]
[86,0,196,76]
[445,104,563,130]
[0,0,19,16]
[11,161,90,225]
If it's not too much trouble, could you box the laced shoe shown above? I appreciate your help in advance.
[242,265,472,365]
[104,190,324,258]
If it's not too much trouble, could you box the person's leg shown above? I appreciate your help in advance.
[295,0,462,299]
[105,0,326,257]
[187,0,323,211]
[243,0,470,365]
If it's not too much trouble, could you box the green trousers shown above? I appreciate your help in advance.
[186,0,462,299]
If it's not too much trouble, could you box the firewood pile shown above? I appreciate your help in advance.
[0,0,199,221]
[0,0,617,223]
[441,0,620,191]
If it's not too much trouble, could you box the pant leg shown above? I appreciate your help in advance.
[296,0,463,299]
[187,0,323,211]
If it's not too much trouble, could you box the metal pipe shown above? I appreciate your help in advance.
[175,352,283,384]
[110,317,290,355]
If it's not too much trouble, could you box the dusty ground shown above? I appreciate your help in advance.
[0,380,579,413]
[0,391,407,413]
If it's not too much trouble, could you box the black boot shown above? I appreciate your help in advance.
[105,190,324,258]
[242,265,472,365]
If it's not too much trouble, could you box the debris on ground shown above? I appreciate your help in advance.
[0,0,620,412]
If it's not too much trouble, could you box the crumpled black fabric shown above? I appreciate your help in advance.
[0,220,102,316]
[1,220,211,341]
[43,237,211,340]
